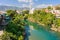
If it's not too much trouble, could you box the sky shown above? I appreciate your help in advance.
[0,0,60,8]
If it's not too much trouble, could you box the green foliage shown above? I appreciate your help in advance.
[55,18,60,27]
[5,15,25,40]
[18,35,23,40]
[31,10,56,26]
[1,9,60,40]
[47,6,53,10]
[0,32,10,40]
[1,10,26,40]
[22,10,29,16]
[6,10,17,18]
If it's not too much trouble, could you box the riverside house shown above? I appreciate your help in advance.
[45,6,60,18]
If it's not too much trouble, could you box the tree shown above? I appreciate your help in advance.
[6,10,17,18]
[32,10,55,26]
[4,14,25,40]
[55,18,60,27]
[22,10,29,16]
[47,6,53,10]
[1,10,26,40]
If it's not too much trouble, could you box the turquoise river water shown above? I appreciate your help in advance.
[24,20,59,40]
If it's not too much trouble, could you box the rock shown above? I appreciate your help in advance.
[57,27,60,32]
[30,25,34,30]
[50,27,57,31]
[0,30,3,36]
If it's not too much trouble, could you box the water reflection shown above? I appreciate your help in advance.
[24,25,30,40]
[24,20,58,40]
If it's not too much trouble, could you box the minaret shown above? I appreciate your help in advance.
[30,0,32,10]
[29,0,34,14]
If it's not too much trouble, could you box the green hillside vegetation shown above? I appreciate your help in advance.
[0,9,60,40]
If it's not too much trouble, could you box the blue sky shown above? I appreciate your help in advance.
[0,0,60,8]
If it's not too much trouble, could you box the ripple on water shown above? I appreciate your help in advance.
[29,29,58,40]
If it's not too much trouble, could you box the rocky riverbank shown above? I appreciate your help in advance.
[51,26,60,32]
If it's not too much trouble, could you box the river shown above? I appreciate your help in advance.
[24,20,58,40]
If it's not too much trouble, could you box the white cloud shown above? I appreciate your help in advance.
[36,4,52,8]
[18,0,52,8]
[0,3,19,7]
[18,0,29,2]
[22,4,29,7]
[18,0,34,3]
[18,0,38,2]
[18,0,34,8]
